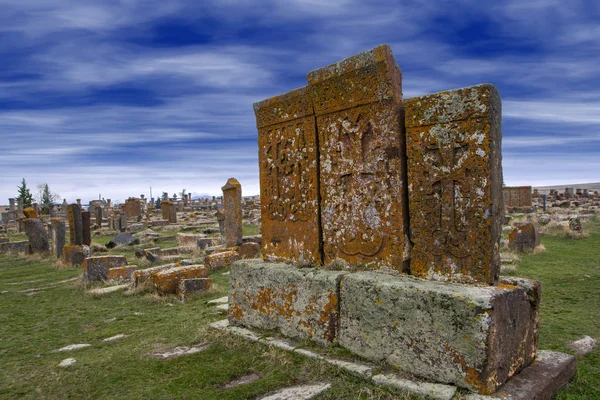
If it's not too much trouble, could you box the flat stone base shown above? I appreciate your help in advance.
[229,260,346,346]
[229,260,542,394]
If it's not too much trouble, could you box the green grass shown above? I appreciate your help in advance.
[0,219,598,399]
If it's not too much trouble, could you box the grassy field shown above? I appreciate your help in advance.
[0,219,599,399]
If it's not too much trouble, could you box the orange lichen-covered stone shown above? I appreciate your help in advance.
[308,44,410,271]
[62,244,90,267]
[152,265,208,295]
[108,265,137,282]
[254,87,321,264]
[23,207,37,218]
[161,201,176,223]
[205,250,240,270]
[405,84,503,284]
[221,178,243,247]
[68,204,83,245]
[178,278,212,299]
[133,263,176,288]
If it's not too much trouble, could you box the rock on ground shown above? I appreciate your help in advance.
[54,344,91,352]
[58,358,77,368]
[568,335,597,355]
[149,343,209,360]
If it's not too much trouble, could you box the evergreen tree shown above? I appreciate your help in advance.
[36,183,59,215]
[17,178,33,208]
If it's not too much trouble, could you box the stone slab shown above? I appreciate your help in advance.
[62,244,90,267]
[463,350,576,400]
[222,178,243,247]
[153,265,208,295]
[372,373,457,400]
[229,260,346,346]
[82,256,128,282]
[205,250,240,269]
[254,86,321,264]
[25,218,49,254]
[405,84,503,284]
[309,44,409,271]
[0,241,29,254]
[339,272,540,394]
[259,383,332,400]
[51,218,66,258]
[68,204,83,245]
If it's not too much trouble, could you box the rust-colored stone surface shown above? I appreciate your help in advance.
[62,244,90,267]
[123,197,142,217]
[23,207,37,218]
[508,222,540,253]
[405,84,503,284]
[152,265,209,295]
[503,186,533,208]
[67,204,83,245]
[133,263,176,288]
[221,178,243,247]
[161,201,176,223]
[308,44,409,271]
[255,87,321,264]
[179,278,212,299]
[108,265,137,282]
[205,250,240,269]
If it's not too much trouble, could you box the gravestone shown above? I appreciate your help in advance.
[81,211,91,246]
[95,207,103,227]
[25,218,49,254]
[405,84,503,284]
[161,201,176,223]
[119,212,127,232]
[309,45,409,271]
[68,204,83,245]
[215,210,225,243]
[23,207,37,219]
[508,222,540,253]
[254,87,321,263]
[221,178,243,247]
[51,218,66,258]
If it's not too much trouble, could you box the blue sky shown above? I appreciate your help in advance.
[1,0,599,204]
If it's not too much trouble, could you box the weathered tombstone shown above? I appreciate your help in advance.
[23,207,37,219]
[25,218,49,254]
[67,204,83,245]
[543,194,547,212]
[254,87,321,263]
[81,211,91,246]
[119,212,127,232]
[215,210,225,243]
[405,84,503,284]
[161,201,177,223]
[95,206,103,227]
[508,222,540,252]
[569,217,583,233]
[309,45,410,271]
[51,218,66,258]
[221,178,243,247]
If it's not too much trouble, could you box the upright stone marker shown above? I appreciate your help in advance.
[81,211,91,246]
[254,87,321,263]
[308,45,410,271]
[25,218,49,254]
[405,84,503,284]
[95,207,103,227]
[68,204,83,245]
[51,218,66,258]
[221,178,243,247]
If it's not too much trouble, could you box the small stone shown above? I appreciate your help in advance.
[259,383,332,400]
[58,358,77,368]
[216,304,229,312]
[259,337,297,351]
[102,334,128,342]
[207,296,228,305]
[223,373,262,389]
[88,284,128,295]
[209,319,230,330]
[372,373,456,400]
[54,344,91,352]
[294,348,324,360]
[149,343,209,360]
[568,335,597,355]
[323,357,374,379]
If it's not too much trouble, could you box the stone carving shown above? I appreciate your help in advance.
[309,45,409,271]
[255,87,320,264]
[405,84,503,284]
[221,178,243,247]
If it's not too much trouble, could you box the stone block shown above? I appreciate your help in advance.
[197,237,214,249]
[24,218,49,254]
[0,241,29,254]
[81,211,91,246]
[108,265,137,282]
[23,207,37,218]
[229,260,346,346]
[62,244,90,267]
[152,265,208,295]
[177,233,203,248]
[405,84,503,284]
[82,255,128,281]
[338,272,539,394]
[237,242,261,259]
[308,44,409,271]
[51,218,66,258]
[222,178,243,247]
[508,222,540,253]
[68,204,83,245]
[179,278,213,298]
[205,250,240,269]
[133,263,176,288]
[254,87,321,264]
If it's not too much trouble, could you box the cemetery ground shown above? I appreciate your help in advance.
[0,219,598,399]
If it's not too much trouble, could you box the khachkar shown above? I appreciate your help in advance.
[405,84,503,284]
[231,45,574,396]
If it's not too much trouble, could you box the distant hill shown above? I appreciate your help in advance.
[533,182,600,191]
